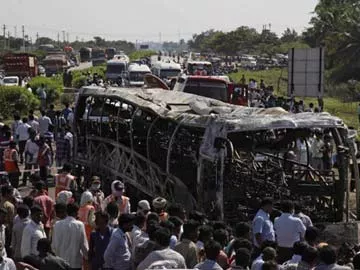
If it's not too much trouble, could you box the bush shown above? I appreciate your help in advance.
[71,65,106,88]
[0,86,39,119]
[129,50,156,61]
[29,76,63,105]
[72,75,87,89]
[60,93,75,106]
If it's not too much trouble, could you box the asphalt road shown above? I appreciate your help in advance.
[68,61,93,72]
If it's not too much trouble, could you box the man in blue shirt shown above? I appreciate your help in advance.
[252,198,275,255]
[104,213,135,270]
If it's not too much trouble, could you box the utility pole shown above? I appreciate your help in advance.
[159,32,162,45]
[66,32,69,44]
[14,26,17,39]
[3,24,6,50]
[57,32,60,46]
[62,30,65,43]
[22,25,25,52]
[7,31,10,49]
[36,32,39,43]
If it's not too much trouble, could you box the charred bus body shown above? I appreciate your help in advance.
[74,86,353,224]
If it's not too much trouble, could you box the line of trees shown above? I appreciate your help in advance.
[187,27,308,57]
[187,0,360,83]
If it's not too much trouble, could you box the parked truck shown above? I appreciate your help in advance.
[3,53,38,78]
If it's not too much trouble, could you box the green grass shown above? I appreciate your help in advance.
[305,97,359,130]
[230,69,359,130]
[230,68,288,95]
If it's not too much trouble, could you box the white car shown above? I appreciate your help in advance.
[2,76,19,86]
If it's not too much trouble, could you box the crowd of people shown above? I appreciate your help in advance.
[0,173,356,270]
[0,103,74,189]
[233,75,324,113]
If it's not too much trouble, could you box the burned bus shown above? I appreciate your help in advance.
[74,86,354,223]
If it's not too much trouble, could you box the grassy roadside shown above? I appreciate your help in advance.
[229,69,359,130]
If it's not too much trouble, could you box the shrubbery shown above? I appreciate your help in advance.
[0,86,39,119]
[29,76,63,105]
[129,50,156,61]
[71,65,106,88]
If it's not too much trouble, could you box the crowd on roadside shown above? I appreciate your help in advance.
[0,103,74,190]
[0,173,356,270]
[233,75,325,113]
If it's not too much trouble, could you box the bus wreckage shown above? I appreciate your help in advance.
[74,86,356,224]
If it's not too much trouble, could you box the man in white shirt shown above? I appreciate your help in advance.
[21,205,46,258]
[16,117,31,164]
[252,198,275,256]
[52,203,88,270]
[251,247,277,270]
[22,130,39,186]
[28,115,40,135]
[294,202,313,229]
[137,227,186,270]
[311,131,324,170]
[282,241,307,267]
[38,110,52,136]
[274,201,306,264]
[0,240,16,270]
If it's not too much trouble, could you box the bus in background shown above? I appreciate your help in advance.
[186,60,213,76]
[173,74,230,103]
[151,60,181,85]
[127,63,151,87]
[79,47,92,62]
[92,48,106,66]
[105,48,116,60]
[105,59,128,83]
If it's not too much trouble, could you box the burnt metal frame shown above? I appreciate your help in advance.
[73,93,351,222]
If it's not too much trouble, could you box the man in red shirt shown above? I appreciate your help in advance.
[33,181,54,237]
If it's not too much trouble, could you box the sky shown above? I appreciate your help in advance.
[1,0,318,43]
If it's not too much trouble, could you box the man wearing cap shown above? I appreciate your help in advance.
[54,163,77,198]
[89,176,104,211]
[137,200,151,216]
[104,213,135,270]
[152,197,169,222]
[102,180,130,215]
[3,141,20,188]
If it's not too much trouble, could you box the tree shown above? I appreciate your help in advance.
[304,0,360,81]
[281,28,299,43]
[35,37,55,45]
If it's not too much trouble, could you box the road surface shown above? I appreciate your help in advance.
[68,61,93,72]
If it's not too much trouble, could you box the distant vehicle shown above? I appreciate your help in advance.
[239,55,257,68]
[127,64,151,87]
[2,76,19,86]
[38,44,56,52]
[43,54,68,77]
[186,60,213,75]
[106,59,128,81]
[173,74,229,103]
[92,48,106,66]
[151,60,181,82]
[79,47,92,62]
[3,53,38,78]
[38,65,45,75]
[113,54,130,63]
[105,48,116,60]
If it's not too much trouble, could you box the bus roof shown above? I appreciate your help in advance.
[128,64,151,73]
[152,61,181,70]
[78,86,344,133]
